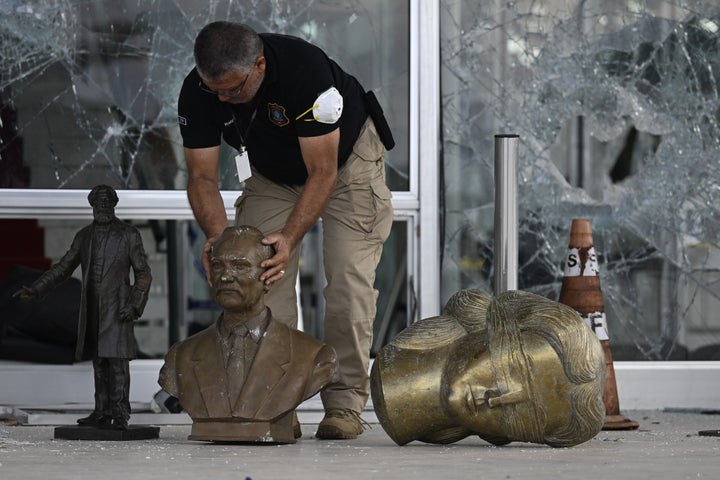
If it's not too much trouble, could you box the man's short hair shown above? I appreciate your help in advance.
[194,22,263,81]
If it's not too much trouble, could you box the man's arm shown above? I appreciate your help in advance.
[185,146,228,282]
[260,128,339,284]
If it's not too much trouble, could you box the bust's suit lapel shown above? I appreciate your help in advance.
[191,327,232,418]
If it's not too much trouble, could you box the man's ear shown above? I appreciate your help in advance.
[256,54,266,73]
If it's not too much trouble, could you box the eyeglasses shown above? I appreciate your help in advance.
[198,72,251,98]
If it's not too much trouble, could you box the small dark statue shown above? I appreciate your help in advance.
[159,225,338,443]
[14,185,152,435]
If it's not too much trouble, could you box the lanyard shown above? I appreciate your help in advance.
[227,84,266,152]
[229,107,258,153]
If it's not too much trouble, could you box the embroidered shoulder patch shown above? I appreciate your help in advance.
[268,103,290,127]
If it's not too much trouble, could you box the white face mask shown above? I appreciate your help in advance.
[312,87,343,124]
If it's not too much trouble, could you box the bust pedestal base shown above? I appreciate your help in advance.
[189,411,295,444]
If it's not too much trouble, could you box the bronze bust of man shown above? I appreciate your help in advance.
[158,226,338,443]
[370,289,606,447]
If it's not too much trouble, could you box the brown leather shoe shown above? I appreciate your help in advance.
[315,409,368,440]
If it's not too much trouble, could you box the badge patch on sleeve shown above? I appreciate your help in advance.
[268,103,290,127]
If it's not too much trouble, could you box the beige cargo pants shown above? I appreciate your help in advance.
[234,118,393,413]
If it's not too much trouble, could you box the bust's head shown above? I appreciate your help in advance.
[209,226,274,315]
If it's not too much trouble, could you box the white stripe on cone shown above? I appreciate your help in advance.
[583,311,609,340]
[564,247,600,277]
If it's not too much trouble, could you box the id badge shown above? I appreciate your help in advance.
[235,148,251,182]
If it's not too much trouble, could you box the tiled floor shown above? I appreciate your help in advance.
[1,409,719,479]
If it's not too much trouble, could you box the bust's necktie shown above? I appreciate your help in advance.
[227,324,252,399]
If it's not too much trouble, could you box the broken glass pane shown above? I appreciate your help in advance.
[0,1,409,360]
[0,0,408,191]
[440,0,720,360]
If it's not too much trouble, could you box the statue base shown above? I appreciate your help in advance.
[602,414,640,430]
[54,425,160,441]
[189,412,295,444]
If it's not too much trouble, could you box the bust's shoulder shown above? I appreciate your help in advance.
[284,324,335,359]
[170,323,218,357]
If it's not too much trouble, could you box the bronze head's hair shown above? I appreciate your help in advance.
[389,288,491,351]
[442,288,491,333]
[487,290,606,447]
[211,225,275,265]
[193,21,263,81]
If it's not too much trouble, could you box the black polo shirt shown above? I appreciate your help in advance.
[178,33,368,186]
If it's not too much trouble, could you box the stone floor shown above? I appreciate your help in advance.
[1,409,719,479]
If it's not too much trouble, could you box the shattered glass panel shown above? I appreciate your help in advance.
[440,0,720,360]
[0,0,408,190]
[0,1,409,360]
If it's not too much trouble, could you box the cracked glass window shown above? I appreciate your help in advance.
[0,0,408,191]
[441,0,720,360]
[0,1,409,359]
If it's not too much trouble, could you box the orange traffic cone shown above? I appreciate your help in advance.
[558,218,639,430]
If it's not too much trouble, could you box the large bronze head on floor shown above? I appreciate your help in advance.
[370,289,606,447]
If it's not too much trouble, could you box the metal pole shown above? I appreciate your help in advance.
[494,134,519,294]
[167,220,182,347]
